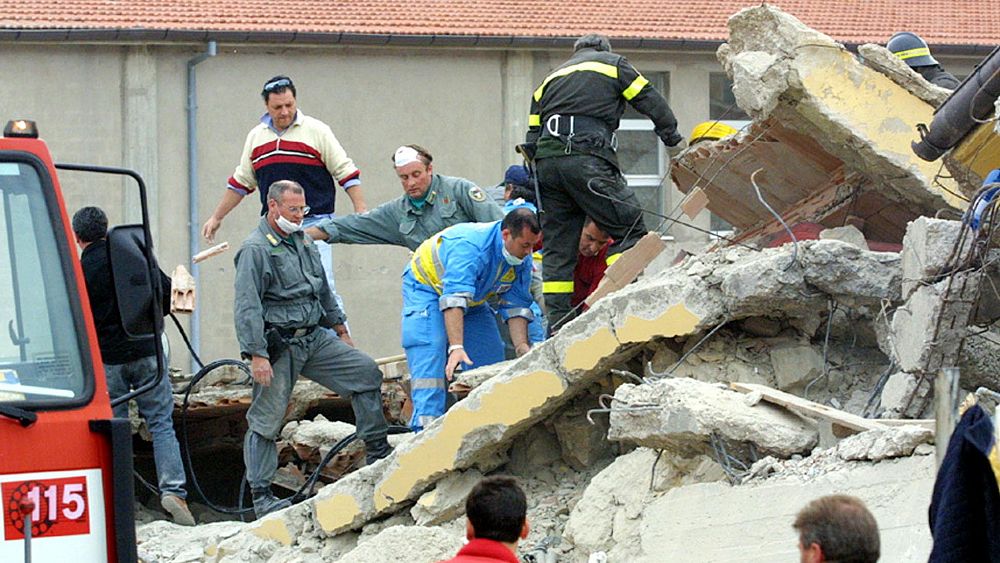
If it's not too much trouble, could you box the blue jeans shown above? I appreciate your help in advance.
[105,355,187,499]
[304,214,348,323]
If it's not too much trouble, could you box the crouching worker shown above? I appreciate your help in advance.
[403,207,541,431]
[441,476,529,563]
[234,180,391,518]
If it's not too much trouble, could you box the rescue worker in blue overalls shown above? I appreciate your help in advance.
[402,206,541,431]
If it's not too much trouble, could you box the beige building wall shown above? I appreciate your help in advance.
[0,40,984,372]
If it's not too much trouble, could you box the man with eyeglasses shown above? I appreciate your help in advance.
[204,75,366,322]
[233,180,390,518]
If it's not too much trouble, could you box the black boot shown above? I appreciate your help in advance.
[251,487,292,519]
[364,435,393,465]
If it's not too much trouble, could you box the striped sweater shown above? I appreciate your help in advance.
[227,111,360,216]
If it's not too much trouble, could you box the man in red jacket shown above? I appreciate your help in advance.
[571,217,611,311]
[440,476,529,563]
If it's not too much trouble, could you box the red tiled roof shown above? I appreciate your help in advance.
[0,1,997,47]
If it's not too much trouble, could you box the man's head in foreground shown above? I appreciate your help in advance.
[794,494,880,563]
[465,475,529,549]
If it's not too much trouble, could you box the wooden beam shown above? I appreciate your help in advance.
[731,382,890,433]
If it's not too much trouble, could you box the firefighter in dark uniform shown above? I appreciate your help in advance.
[887,31,960,90]
[525,33,685,331]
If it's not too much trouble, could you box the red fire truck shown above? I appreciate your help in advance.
[0,119,160,562]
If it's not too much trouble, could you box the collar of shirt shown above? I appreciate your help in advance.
[260,110,303,136]
[452,539,520,563]
[406,175,440,214]
[258,216,302,247]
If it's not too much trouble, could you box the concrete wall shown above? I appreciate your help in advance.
[0,40,985,371]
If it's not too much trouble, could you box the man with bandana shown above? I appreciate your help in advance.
[306,145,502,251]
[233,180,390,519]
[401,206,541,431]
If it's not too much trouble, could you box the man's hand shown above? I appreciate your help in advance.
[514,342,531,357]
[666,137,688,158]
[202,216,222,243]
[334,325,354,348]
[250,355,273,386]
[445,347,472,381]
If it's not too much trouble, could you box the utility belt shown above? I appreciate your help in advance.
[541,114,618,151]
[258,324,316,365]
[269,325,317,340]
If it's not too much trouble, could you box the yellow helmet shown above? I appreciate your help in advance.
[690,121,739,144]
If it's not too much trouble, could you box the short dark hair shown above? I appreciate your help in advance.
[72,206,108,243]
[465,476,526,543]
[390,144,433,166]
[574,33,612,52]
[507,184,536,204]
[793,495,880,563]
[502,207,541,237]
[261,75,296,102]
[267,180,305,202]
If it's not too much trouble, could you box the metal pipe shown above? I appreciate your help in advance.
[913,46,1000,161]
[186,41,216,373]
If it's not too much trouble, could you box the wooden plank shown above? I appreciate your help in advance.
[730,382,888,432]
[584,231,666,307]
[681,186,709,219]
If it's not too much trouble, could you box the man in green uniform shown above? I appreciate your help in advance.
[234,180,391,519]
[306,145,502,250]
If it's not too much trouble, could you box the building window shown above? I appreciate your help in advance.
[709,72,750,121]
[617,72,669,231]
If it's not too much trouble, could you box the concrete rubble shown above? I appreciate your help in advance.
[133,5,999,562]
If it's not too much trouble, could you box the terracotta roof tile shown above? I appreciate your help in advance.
[0,1,997,46]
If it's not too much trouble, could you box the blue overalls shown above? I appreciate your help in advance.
[401,221,535,431]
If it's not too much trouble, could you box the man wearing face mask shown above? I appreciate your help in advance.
[402,206,541,432]
[306,145,502,250]
[233,180,391,519]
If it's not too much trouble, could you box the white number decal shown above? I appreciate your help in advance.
[27,486,40,522]
[62,484,85,520]
[43,485,57,521]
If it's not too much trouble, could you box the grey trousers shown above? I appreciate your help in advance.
[244,328,387,489]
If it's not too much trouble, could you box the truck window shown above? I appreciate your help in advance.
[0,161,87,405]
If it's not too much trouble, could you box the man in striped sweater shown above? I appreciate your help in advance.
[203,75,367,318]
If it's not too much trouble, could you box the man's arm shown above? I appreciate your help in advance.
[306,202,407,247]
[507,317,530,357]
[202,189,244,242]
[443,307,471,380]
[499,262,536,356]
[204,130,258,241]
[618,56,682,147]
[233,245,272,385]
[526,91,542,144]
[318,123,367,213]
[455,180,504,223]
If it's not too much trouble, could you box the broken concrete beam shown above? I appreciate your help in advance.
[835,426,933,462]
[608,378,818,458]
[450,358,514,393]
[880,372,922,417]
[891,273,980,373]
[857,43,951,107]
[718,5,965,213]
[410,468,483,526]
[900,217,970,299]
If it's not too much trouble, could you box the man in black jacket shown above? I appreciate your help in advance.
[526,33,685,331]
[73,206,195,526]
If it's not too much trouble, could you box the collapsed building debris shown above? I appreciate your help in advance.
[133,5,1000,562]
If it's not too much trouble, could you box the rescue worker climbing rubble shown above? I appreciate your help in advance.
[233,180,390,519]
[402,207,541,431]
[306,145,503,250]
[525,33,685,332]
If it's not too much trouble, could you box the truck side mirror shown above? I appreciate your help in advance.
[106,225,162,339]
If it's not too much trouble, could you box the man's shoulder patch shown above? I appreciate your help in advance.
[468,186,486,202]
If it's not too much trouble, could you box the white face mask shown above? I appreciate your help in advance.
[502,244,524,266]
[276,214,302,234]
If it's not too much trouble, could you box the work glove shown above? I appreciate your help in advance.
[666,137,688,158]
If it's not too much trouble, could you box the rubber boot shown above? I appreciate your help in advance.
[365,435,393,465]
[251,487,291,519]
